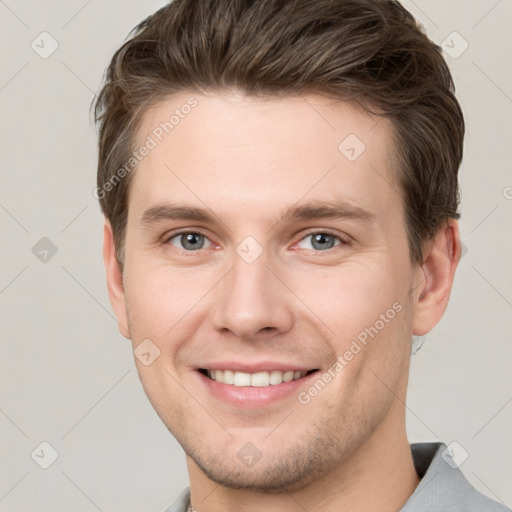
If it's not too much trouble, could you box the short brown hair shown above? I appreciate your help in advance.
[93,0,464,269]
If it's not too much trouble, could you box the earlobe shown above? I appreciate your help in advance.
[103,220,131,339]
[412,218,461,336]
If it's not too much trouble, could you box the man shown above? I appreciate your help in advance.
[93,1,510,511]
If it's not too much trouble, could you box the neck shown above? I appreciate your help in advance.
[186,399,420,512]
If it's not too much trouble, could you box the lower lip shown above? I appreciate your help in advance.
[197,370,318,408]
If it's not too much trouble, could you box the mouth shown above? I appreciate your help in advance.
[198,368,318,387]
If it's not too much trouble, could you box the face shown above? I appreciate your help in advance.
[109,91,425,491]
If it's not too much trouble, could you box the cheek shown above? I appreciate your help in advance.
[289,257,410,399]
[123,261,215,340]
[290,258,404,339]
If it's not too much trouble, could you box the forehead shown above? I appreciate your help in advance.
[129,91,400,225]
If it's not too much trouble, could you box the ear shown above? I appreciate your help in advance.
[411,218,461,336]
[103,220,131,339]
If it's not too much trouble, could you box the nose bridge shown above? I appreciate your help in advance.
[212,244,292,338]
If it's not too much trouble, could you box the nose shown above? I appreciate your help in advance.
[211,249,294,341]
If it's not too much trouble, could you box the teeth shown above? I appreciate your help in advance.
[251,371,270,387]
[269,370,283,385]
[233,372,251,386]
[205,369,308,386]
[223,369,234,385]
[283,370,294,382]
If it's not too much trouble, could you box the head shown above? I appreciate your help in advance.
[95,0,464,492]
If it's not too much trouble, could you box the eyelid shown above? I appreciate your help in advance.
[162,228,351,252]
[292,229,351,249]
[162,228,210,242]
[163,229,215,251]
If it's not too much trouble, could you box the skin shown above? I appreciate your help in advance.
[103,91,461,512]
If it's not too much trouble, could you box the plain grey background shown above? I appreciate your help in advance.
[1,1,511,511]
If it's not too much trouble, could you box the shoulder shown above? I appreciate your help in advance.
[162,487,191,512]
[402,442,511,512]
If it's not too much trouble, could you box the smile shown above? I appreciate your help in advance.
[199,369,317,387]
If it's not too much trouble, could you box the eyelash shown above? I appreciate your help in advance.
[297,229,350,251]
[163,229,350,253]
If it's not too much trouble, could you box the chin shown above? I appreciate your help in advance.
[183,430,353,493]
[191,454,319,492]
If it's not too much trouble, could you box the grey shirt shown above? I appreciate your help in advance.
[163,442,510,511]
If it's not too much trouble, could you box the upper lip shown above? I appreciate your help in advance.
[196,362,317,373]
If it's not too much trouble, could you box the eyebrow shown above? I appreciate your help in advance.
[277,201,376,224]
[140,200,376,228]
[141,204,215,226]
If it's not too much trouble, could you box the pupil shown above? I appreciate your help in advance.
[313,233,334,250]
[182,233,203,250]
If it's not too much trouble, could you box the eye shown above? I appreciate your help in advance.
[167,231,212,251]
[296,231,345,251]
